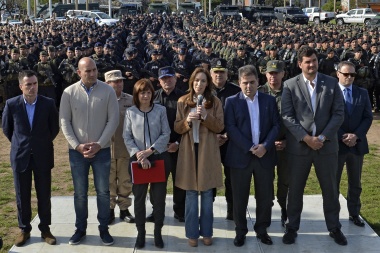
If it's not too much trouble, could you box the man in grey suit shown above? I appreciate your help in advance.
[281,46,347,246]
[336,61,373,227]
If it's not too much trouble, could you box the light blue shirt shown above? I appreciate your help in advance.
[80,81,97,96]
[24,96,37,129]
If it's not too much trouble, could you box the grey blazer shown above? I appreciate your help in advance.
[123,103,170,157]
[281,73,345,156]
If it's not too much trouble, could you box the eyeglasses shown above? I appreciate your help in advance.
[338,71,356,78]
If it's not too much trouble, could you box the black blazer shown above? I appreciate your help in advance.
[2,95,59,172]
[338,85,373,156]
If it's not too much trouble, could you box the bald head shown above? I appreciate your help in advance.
[77,57,98,87]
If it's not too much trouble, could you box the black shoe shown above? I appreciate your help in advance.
[174,213,185,222]
[120,209,135,223]
[349,216,365,227]
[108,209,115,225]
[135,231,145,249]
[329,228,347,246]
[233,235,246,247]
[146,212,155,223]
[282,229,297,244]
[100,229,114,246]
[154,230,164,248]
[281,208,287,227]
[69,230,86,245]
[257,232,273,245]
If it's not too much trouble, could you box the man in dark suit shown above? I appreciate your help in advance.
[281,46,347,246]
[336,61,373,227]
[2,70,59,247]
[224,65,280,247]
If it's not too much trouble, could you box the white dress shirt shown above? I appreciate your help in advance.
[244,92,260,148]
[303,75,317,136]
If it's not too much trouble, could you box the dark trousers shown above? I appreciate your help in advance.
[230,156,274,236]
[168,151,186,217]
[368,79,380,110]
[337,153,364,217]
[276,150,289,210]
[149,151,186,217]
[286,152,341,231]
[224,164,233,206]
[12,155,52,233]
[131,152,170,231]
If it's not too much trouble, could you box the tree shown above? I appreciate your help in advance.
[322,0,341,11]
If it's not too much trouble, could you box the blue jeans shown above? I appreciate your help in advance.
[69,148,111,232]
[185,189,213,239]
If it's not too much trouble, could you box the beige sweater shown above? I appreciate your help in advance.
[59,80,119,150]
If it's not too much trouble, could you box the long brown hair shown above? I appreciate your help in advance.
[185,67,214,109]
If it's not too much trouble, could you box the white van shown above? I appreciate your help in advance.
[66,10,118,26]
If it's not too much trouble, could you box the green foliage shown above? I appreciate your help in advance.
[323,0,341,12]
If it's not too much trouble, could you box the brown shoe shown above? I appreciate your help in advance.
[41,230,57,245]
[15,232,30,247]
[188,238,198,247]
[203,237,213,246]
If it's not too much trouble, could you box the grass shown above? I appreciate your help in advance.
[0,131,379,252]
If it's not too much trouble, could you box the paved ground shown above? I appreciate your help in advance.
[8,195,380,253]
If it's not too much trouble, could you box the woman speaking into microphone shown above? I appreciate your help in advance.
[174,67,224,247]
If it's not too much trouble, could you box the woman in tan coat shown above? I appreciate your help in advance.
[174,67,224,247]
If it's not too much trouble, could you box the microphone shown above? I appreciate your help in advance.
[197,94,203,120]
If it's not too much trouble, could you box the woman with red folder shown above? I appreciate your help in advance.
[174,67,224,247]
[123,79,171,249]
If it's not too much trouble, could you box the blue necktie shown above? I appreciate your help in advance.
[344,88,352,113]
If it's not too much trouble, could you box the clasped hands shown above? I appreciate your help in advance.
[187,106,207,122]
[303,135,324,150]
[136,148,154,169]
[250,144,267,158]
[342,133,357,147]
[76,142,101,158]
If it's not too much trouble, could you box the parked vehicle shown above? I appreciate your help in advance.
[1,19,22,25]
[335,8,376,25]
[66,10,118,25]
[303,7,335,24]
[274,6,309,24]
[148,1,171,14]
[368,13,380,27]
[249,5,276,25]
[117,2,143,16]
[178,1,201,14]
[214,5,242,21]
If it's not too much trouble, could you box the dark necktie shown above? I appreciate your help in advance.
[344,88,352,113]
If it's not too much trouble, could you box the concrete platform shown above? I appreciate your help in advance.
[9,195,380,253]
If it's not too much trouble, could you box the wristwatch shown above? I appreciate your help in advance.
[318,135,326,143]
[150,147,156,153]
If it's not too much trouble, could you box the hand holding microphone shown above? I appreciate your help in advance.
[196,94,206,120]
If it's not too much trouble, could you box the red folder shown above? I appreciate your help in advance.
[131,160,166,184]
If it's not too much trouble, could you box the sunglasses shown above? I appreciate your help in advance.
[338,71,356,78]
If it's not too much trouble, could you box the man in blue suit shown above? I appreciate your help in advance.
[2,70,59,247]
[224,65,280,247]
[336,61,373,227]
